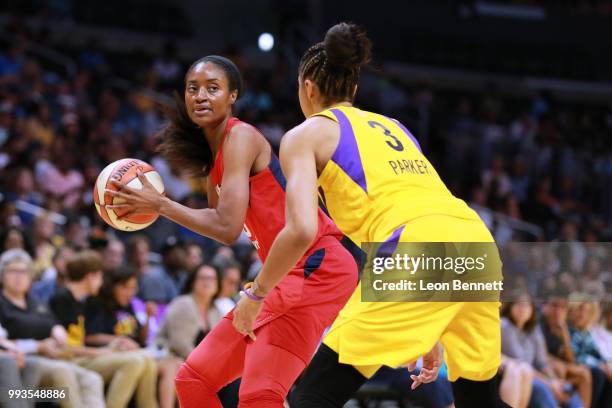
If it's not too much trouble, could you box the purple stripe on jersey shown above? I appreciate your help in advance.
[376,224,406,259]
[386,116,423,153]
[330,109,368,193]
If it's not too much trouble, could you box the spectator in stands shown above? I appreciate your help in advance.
[102,238,125,270]
[152,42,181,91]
[540,290,595,408]
[581,257,606,299]
[568,299,612,408]
[159,236,188,297]
[85,266,181,408]
[591,303,612,364]
[501,296,583,408]
[499,356,533,408]
[0,248,105,408]
[0,227,30,253]
[4,167,44,227]
[30,213,59,280]
[184,242,203,273]
[213,257,242,316]
[0,43,25,84]
[155,262,238,405]
[1,322,42,408]
[155,262,222,359]
[31,245,75,304]
[49,249,158,408]
[128,234,176,304]
[34,147,84,210]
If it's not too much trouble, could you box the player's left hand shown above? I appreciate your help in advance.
[407,342,443,390]
[232,295,262,341]
[105,170,163,218]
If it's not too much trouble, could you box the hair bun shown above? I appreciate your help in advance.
[324,22,372,70]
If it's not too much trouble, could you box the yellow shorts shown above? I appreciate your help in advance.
[323,215,502,381]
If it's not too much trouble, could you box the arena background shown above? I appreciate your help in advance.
[0,1,611,407]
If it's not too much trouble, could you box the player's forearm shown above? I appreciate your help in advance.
[158,196,241,245]
[255,225,315,295]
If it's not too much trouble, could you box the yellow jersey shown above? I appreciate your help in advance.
[315,106,481,245]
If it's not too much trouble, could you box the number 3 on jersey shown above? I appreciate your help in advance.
[368,120,404,152]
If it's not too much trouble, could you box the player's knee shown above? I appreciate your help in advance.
[239,387,284,408]
[175,362,217,393]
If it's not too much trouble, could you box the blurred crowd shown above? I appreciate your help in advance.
[0,11,611,408]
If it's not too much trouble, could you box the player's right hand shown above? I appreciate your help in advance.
[408,342,443,389]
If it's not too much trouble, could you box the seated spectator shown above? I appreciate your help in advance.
[1,322,43,408]
[540,290,595,407]
[591,303,612,363]
[85,266,181,408]
[155,263,222,359]
[158,237,188,296]
[103,238,125,270]
[213,257,242,316]
[499,355,533,408]
[580,257,606,299]
[1,228,30,253]
[128,234,178,304]
[31,245,75,304]
[568,299,612,408]
[0,248,104,408]
[49,250,158,408]
[30,213,60,280]
[184,243,203,273]
[501,296,583,408]
[155,262,238,406]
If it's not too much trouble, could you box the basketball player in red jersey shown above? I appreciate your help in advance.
[104,55,358,408]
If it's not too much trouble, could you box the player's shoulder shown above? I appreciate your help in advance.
[283,115,337,149]
[227,120,262,144]
[223,119,267,155]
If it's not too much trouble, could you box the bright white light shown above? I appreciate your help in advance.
[258,33,274,52]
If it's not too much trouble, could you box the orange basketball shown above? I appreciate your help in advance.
[93,158,165,232]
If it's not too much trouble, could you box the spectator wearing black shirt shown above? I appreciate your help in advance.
[86,266,181,408]
[49,250,158,408]
[0,248,104,408]
[86,267,147,348]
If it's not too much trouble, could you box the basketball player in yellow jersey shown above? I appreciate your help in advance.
[230,23,509,408]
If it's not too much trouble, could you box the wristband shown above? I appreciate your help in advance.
[240,287,265,302]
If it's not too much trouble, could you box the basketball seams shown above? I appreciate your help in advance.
[93,158,163,231]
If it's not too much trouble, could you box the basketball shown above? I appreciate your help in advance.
[93,158,165,231]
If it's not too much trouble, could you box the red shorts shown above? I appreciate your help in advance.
[175,237,357,407]
[228,235,358,362]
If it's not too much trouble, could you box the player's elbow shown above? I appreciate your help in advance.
[219,227,242,246]
[289,222,318,249]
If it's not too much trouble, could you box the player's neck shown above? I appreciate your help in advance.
[314,100,352,115]
[202,115,231,155]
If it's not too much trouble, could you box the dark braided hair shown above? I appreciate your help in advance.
[299,23,372,105]
[156,56,243,177]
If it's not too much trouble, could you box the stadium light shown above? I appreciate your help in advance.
[258,33,274,52]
